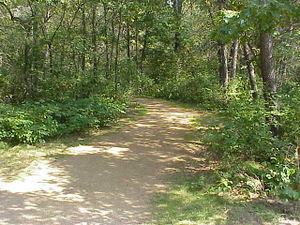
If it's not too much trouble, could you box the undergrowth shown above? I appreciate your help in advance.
[0,96,127,144]
[203,82,300,201]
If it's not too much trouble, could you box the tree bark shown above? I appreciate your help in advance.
[114,10,122,93]
[110,16,115,78]
[218,43,229,87]
[81,5,87,72]
[229,40,239,80]
[173,0,183,53]
[140,29,149,72]
[135,27,139,67]
[92,5,98,79]
[103,3,110,78]
[260,32,280,137]
[243,44,258,100]
[126,22,131,59]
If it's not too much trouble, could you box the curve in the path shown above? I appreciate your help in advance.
[0,98,200,225]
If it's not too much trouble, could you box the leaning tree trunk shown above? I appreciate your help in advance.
[260,32,280,137]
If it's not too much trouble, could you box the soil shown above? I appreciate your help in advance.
[0,98,200,225]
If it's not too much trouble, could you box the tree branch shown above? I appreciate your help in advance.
[0,1,25,25]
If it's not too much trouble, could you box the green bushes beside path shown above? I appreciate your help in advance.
[0,97,127,144]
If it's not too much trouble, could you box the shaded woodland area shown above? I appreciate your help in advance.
[0,0,300,202]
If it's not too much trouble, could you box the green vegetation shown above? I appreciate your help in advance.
[154,173,300,225]
[0,101,145,181]
[153,110,300,224]
[0,97,127,144]
[200,82,300,199]
[0,0,300,222]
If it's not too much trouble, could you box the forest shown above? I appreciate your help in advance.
[0,0,300,223]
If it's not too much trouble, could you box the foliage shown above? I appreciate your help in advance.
[152,73,222,108]
[0,97,127,144]
[0,0,299,204]
[154,172,299,224]
[205,81,300,199]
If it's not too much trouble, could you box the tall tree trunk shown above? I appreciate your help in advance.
[140,29,148,72]
[110,16,115,77]
[114,10,122,93]
[218,43,229,87]
[91,5,98,80]
[134,27,139,69]
[103,3,110,78]
[229,40,239,80]
[48,43,53,74]
[31,8,40,99]
[217,0,228,88]
[81,5,87,72]
[243,44,258,100]
[260,32,280,137]
[126,22,131,59]
[173,0,183,53]
[23,37,31,99]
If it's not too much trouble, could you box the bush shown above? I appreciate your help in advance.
[0,97,127,144]
[205,82,300,199]
[150,72,223,108]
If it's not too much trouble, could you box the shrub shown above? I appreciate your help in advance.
[0,97,127,144]
[205,81,300,199]
[150,72,223,108]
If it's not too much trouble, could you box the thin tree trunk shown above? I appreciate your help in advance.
[217,0,228,88]
[260,32,280,137]
[173,0,183,53]
[135,27,139,66]
[103,4,110,78]
[126,22,131,59]
[114,10,122,93]
[229,40,239,80]
[110,17,115,77]
[140,29,148,72]
[48,43,53,74]
[31,9,40,99]
[92,5,97,79]
[81,5,87,72]
[243,44,258,100]
[218,43,229,87]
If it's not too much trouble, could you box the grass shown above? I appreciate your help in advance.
[0,101,148,181]
[153,172,300,225]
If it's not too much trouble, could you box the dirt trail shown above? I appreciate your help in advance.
[0,98,200,225]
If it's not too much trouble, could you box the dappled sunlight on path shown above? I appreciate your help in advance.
[0,98,201,225]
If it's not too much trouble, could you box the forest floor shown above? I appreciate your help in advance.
[0,98,299,225]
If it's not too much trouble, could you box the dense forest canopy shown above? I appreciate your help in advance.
[0,0,300,198]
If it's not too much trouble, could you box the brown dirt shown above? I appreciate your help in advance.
[0,98,201,225]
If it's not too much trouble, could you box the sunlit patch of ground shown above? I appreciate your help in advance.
[0,159,72,198]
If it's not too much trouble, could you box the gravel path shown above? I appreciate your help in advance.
[0,98,200,225]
